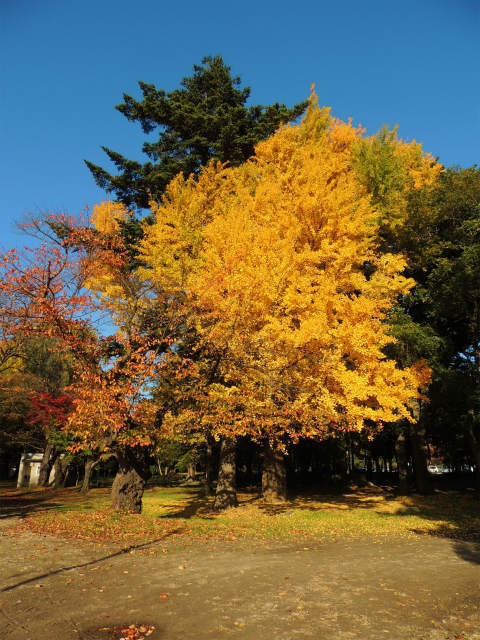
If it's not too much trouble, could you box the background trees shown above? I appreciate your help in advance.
[410,168,480,486]
[0,338,65,480]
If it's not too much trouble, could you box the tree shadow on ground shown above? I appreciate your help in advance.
[5,481,479,567]
[367,488,480,564]
[255,484,400,515]
[452,540,480,564]
[155,490,213,520]
[154,486,260,520]
[152,483,400,519]
[1,530,182,592]
[248,485,480,567]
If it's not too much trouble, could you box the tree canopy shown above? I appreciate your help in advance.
[138,94,431,448]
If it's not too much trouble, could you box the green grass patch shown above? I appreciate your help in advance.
[5,483,480,546]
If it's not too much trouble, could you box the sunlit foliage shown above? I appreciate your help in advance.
[140,93,431,447]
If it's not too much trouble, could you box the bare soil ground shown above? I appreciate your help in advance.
[1,491,479,640]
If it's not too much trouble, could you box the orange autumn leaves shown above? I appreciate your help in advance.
[137,96,435,443]
[0,93,439,452]
[0,214,162,453]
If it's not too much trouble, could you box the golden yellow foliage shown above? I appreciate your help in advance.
[141,95,430,443]
[84,202,150,329]
[91,201,128,234]
[394,137,442,190]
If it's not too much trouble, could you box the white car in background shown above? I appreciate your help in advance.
[428,465,448,474]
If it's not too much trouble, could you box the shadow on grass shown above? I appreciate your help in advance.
[253,484,400,515]
[153,486,265,520]
[155,492,213,520]
[0,485,110,520]
[150,483,426,519]
[242,486,480,566]
[367,488,480,564]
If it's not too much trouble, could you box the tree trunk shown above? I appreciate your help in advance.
[205,434,216,496]
[213,437,237,510]
[111,448,151,513]
[52,456,70,489]
[262,441,287,502]
[366,456,372,475]
[81,456,100,495]
[156,457,164,476]
[38,442,57,487]
[409,399,432,494]
[396,428,409,495]
[244,442,255,486]
[186,463,196,482]
[466,419,480,491]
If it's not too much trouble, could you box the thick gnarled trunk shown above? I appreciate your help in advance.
[213,437,237,510]
[262,441,287,502]
[111,448,150,513]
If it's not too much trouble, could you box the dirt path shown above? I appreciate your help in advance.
[1,514,479,640]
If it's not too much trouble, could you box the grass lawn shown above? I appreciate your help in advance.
[4,482,480,547]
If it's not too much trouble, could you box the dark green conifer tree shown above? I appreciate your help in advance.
[85,55,307,209]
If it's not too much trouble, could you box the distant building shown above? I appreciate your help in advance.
[17,453,56,487]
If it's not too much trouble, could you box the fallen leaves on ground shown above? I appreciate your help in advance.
[11,509,185,544]
[100,623,155,640]
[4,485,480,546]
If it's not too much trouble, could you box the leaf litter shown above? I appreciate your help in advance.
[100,623,155,640]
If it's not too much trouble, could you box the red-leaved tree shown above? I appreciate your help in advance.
[0,213,173,511]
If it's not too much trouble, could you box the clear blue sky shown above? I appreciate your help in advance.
[1,0,478,250]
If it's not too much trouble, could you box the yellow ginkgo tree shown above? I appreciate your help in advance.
[140,93,432,504]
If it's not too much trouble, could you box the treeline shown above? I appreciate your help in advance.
[0,57,478,512]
